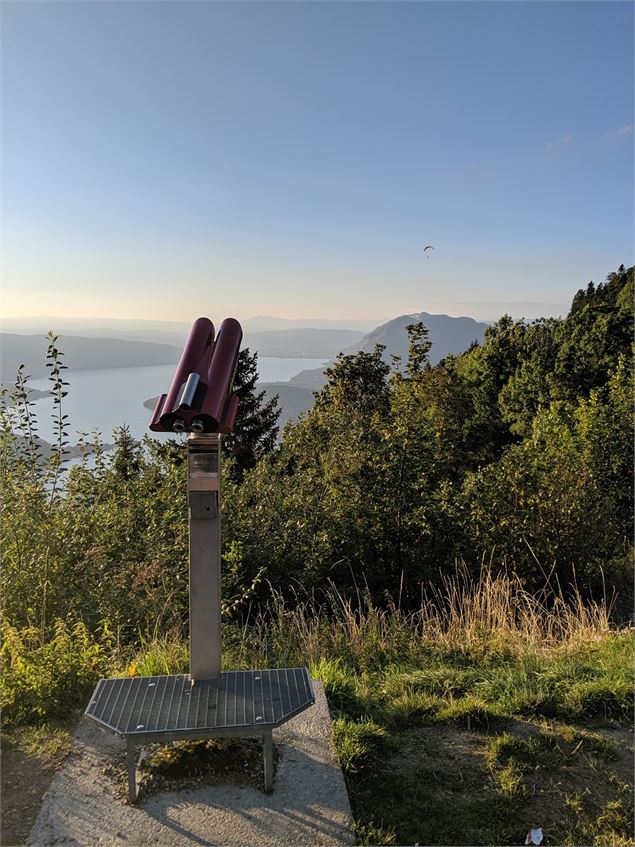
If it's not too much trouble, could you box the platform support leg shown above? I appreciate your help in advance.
[126,739,139,803]
[263,729,273,793]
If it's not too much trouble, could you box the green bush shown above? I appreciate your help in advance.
[1,618,112,727]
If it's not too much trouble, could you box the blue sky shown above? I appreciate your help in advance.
[2,1,633,323]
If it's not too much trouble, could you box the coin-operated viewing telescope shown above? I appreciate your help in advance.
[149,316,243,434]
[84,313,315,804]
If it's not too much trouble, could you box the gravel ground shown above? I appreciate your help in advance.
[28,680,355,847]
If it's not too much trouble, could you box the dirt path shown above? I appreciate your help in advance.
[1,726,74,847]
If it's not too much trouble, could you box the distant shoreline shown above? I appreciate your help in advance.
[1,354,330,385]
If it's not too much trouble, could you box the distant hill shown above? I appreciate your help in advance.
[242,328,363,358]
[1,317,192,347]
[345,312,488,364]
[256,383,315,429]
[0,334,181,382]
[2,314,382,343]
[288,312,489,390]
[241,315,385,332]
[289,368,331,391]
[1,323,364,360]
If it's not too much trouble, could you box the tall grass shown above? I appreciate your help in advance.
[225,568,618,672]
[3,567,630,729]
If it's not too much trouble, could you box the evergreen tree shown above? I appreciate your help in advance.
[554,265,633,400]
[111,425,142,480]
[405,321,432,379]
[222,347,281,481]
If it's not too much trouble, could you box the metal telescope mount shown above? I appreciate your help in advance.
[84,317,315,802]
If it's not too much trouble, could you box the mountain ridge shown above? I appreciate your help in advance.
[2,312,489,388]
[344,311,487,363]
[288,312,489,389]
[0,334,182,382]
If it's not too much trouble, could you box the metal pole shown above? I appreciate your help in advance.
[187,433,222,682]
[263,730,274,792]
[126,740,138,803]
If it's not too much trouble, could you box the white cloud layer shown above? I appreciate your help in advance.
[602,125,633,141]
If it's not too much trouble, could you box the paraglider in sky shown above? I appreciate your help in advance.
[423,245,435,258]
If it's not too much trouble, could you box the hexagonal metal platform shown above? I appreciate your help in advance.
[85,668,315,737]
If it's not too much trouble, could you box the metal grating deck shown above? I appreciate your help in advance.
[85,669,315,737]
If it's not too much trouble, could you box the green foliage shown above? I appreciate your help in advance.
[222,347,281,481]
[461,402,620,592]
[576,354,634,530]
[11,721,74,765]
[565,678,633,721]
[4,266,632,639]
[435,695,507,729]
[125,636,189,677]
[331,717,387,774]
[1,266,633,723]
[0,398,267,644]
[497,318,559,436]
[354,820,397,846]
[0,618,112,727]
[312,658,362,715]
[1,424,190,638]
[223,343,395,598]
[554,265,633,401]
[220,265,633,609]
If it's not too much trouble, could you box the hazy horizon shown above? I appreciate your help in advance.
[2,300,564,332]
[0,289,597,330]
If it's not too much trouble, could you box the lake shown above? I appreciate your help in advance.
[25,358,326,445]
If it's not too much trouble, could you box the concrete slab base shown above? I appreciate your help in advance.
[28,680,355,847]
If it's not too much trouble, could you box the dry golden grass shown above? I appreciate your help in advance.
[226,566,619,671]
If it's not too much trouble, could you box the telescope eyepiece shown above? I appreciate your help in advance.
[179,372,201,411]
[173,419,186,433]
[191,418,205,433]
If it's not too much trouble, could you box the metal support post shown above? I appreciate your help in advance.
[126,739,138,803]
[188,434,222,682]
[263,729,274,792]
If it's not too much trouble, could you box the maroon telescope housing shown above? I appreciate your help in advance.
[149,317,243,434]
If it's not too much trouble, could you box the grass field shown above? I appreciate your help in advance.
[320,644,633,846]
[2,571,634,845]
[123,572,635,845]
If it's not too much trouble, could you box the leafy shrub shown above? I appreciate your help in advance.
[1,618,112,727]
